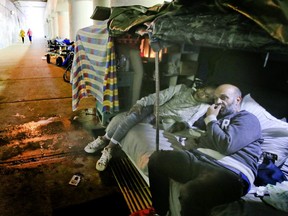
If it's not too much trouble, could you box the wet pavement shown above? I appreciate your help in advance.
[0,39,128,215]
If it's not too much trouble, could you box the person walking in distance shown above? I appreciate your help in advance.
[19,29,25,44]
[27,28,32,44]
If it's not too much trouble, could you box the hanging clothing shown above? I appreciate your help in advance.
[71,21,119,113]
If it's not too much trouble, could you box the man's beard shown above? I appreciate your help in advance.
[218,105,236,118]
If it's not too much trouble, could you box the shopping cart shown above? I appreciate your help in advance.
[45,38,74,67]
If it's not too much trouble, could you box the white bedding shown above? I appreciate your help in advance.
[121,123,174,178]
[119,94,288,215]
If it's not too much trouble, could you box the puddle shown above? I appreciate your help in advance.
[0,114,95,164]
[0,116,65,144]
[0,108,103,168]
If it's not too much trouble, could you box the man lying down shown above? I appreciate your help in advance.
[148,84,263,216]
[84,81,216,171]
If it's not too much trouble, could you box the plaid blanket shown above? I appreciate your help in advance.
[71,21,119,113]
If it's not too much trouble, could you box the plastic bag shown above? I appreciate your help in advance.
[262,181,288,212]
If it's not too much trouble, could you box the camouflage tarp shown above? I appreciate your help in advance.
[108,1,288,54]
[150,8,288,54]
[217,0,288,44]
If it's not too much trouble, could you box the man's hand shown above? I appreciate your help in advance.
[127,104,143,115]
[206,104,221,117]
[167,121,187,133]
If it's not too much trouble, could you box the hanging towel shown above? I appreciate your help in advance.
[71,21,119,113]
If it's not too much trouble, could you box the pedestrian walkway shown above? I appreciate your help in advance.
[0,39,128,216]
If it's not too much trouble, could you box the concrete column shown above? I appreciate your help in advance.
[117,44,144,104]
[69,0,94,41]
[93,0,110,7]
[130,48,144,104]
[46,17,53,39]
[57,11,70,39]
[47,15,56,39]
[53,12,59,38]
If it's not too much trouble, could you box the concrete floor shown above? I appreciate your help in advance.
[0,39,129,215]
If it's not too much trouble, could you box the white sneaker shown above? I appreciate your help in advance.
[96,147,112,171]
[84,137,106,153]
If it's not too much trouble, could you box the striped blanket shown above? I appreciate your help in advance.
[71,21,119,113]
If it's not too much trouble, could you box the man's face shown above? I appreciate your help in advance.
[213,87,240,116]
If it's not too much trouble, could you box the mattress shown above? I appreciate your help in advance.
[119,94,288,215]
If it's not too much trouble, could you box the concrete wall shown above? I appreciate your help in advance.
[0,0,26,49]
[0,0,46,49]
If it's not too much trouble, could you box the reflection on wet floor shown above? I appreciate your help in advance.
[0,107,125,215]
[0,40,131,216]
[0,109,102,167]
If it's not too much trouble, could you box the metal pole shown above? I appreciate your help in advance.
[154,51,160,151]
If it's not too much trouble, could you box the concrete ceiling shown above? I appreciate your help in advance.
[10,0,47,10]
[10,0,47,7]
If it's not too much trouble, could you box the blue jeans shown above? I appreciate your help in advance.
[148,150,249,216]
[105,105,154,144]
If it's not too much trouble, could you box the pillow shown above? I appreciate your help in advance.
[261,128,288,167]
[241,94,288,168]
[240,94,288,130]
